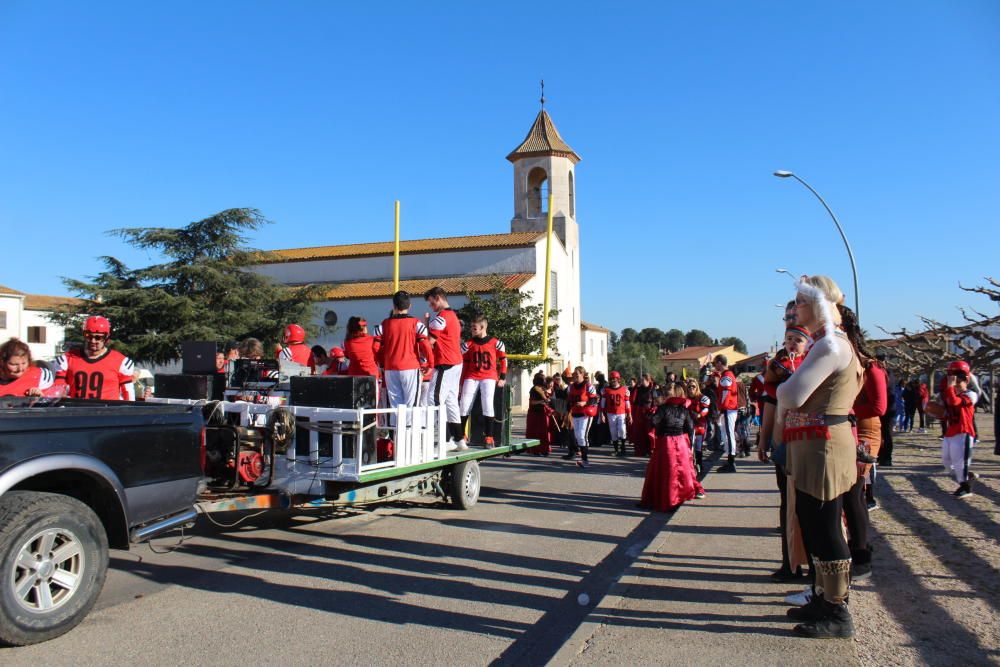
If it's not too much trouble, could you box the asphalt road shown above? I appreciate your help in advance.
[3,449,663,666]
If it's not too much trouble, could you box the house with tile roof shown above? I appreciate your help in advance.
[660,345,748,379]
[250,106,607,409]
[0,285,86,360]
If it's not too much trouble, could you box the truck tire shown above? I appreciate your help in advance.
[450,460,480,510]
[0,491,109,646]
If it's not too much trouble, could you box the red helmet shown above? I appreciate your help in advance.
[609,371,621,380]
[83,316,111,336]
[948,360,971,376]
[283,324,305,345]
[329,347,345,358]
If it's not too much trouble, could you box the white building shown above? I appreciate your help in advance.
[0,285,83,360]
[251,107,609,409]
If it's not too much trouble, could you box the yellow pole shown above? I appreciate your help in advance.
[508,192,555,364]
[393,200,400,292]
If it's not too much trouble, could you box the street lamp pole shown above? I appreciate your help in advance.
[774,170,860,323]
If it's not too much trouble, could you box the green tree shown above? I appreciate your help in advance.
[619,328,639,345]
[685,328,713,347]
[664,328,685,353]
[719,336,748,354]
[637,327,666,348]
[50,208,321,364]
[608,340,661,381]
[458,276,558,358]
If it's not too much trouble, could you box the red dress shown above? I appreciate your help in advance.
[525,386,553,455]
[630,385,656,456]
[640,398,705,511]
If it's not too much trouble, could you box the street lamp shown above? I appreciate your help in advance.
[773,170,860,322]
[639,354,645,378]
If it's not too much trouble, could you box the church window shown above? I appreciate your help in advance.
[568,171,575,217]
[28,326,46,344]
[527,167,548,218]
[549,271,558,311]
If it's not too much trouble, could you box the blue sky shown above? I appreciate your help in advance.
[2,1,998,353]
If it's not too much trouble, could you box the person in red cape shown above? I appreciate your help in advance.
[525,371,554,456]
[639,380,705,511]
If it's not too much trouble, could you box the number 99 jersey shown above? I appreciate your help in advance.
[460,337,507,381]
[54,348,135,400]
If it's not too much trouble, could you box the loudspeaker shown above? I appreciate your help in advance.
[290,376,377,463]
[469,384,508,446]
[182,341,218,374]
[155,373,222,400]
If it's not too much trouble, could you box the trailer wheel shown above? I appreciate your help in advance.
[450,460,480,510]
[0,491,109,646]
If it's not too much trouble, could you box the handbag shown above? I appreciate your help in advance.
[925,401,947,420]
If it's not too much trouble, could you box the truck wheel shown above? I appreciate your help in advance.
[450,460,480,510]
[0,491,109,646]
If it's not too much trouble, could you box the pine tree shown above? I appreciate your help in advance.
[49,208,320,364]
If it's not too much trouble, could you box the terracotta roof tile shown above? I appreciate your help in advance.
[0,285,25,296]
[314,273,534,301]
[660,345,729,361]
[24,294,87,311]
[260,231,544,264]
[581,321,610,333]
[506,110,581,163]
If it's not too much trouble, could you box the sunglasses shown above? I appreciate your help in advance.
[84,333,108,340]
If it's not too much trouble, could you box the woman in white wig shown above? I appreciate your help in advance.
[776,275,863,639]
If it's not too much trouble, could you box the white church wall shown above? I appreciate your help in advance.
[0,295,22,344]
[252,247,536,285]
[581,329,609,378]
[22,309,69,361]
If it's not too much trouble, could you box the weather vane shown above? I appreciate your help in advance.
[540,79,545,108]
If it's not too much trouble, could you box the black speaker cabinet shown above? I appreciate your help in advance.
[155,373,223,401]
[290,376,377,463]
[469,384,508,446]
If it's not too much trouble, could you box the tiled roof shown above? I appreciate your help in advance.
[0,285,25,296]
[314,273,534,301]
[259,231,545,265]
[660,345,729,361]
[581,321,610,333]
[24,294,87,311]
[506,110,581,164]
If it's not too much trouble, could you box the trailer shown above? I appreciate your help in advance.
[148,397,538,515]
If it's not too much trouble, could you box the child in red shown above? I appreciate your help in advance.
[941,360,978,498]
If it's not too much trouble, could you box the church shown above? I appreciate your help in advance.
[250,106,609,409]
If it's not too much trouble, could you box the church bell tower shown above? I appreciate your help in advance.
[507,100,580,251]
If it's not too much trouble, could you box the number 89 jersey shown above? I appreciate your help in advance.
[54,348,135,400]
[461,336,507,381]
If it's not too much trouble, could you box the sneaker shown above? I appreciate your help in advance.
[484,436,495,448]
[785,586,812,606]
[954,484,973,499]
[851,561,872,581]
[453,439,469,452]
[866,499,879,512]
[786,592,823,621]
[968,472,979,482]
[695,491,706,499]
[794,601,855,639]
[576,460,588,468]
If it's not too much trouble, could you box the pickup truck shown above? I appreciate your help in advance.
[0,398,203,646]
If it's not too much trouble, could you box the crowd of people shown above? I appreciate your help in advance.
[752,275,982,640]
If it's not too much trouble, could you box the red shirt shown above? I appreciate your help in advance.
[601,385,631,415]
[54,348,134,400]
[279,343,315,372]
[689,395,711,434]
[461,337,507,381]
[854,361,888,419]
[343,335,379,377]
[0,366,55,397]
[568,381,598,417]
[373,315,433,372]
[941,385,977,437]
[717,370,739,411]
[428,308,463,367]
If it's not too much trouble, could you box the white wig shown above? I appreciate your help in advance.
[796,276,838,346]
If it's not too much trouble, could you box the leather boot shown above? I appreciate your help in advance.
[851,545,873,581]
[793,598,855,638]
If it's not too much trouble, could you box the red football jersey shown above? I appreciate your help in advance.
[717,370,739,411]
[461,337,507,381]
[373,315,433,371]
[54,348,134,400]
[428,308,463,367]
[941,385,977,437]
[0,366,55,397]
[601,385,631,415]
[343,335,379,377]
[568,381,598,417]
[279,343,315,371]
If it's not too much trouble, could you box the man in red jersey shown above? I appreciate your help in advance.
[459,314,507,448]
[601,371,632,457]
[53,316,135,400]
[941,360,979,498]
[424,287,465,450]
[373,291,434,416]
[278,323,315,372]
[714,354,740,471]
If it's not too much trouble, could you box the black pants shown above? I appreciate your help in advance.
[775,464,794,571]
[878,414,894,464]
[795,490,850,562]
[916,403,926,429]
[842,477,869,551]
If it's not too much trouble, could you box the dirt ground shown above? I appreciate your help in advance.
[852,413,999,666]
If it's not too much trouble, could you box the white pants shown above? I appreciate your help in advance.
[461,378,496,418]
[942,433,975,484]
[721,409,739,456]
[419,380,431,407]
[573,415,592,448]
[607,413,628,441]
[384,369,421,410]
[431,364,462,423]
